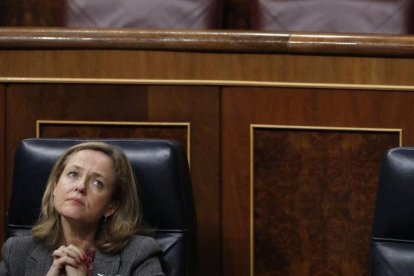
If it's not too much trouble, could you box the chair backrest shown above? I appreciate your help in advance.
[251,0,414,34]
[6,138,196,276]
[371,147,414,275]
[65,0,222,29]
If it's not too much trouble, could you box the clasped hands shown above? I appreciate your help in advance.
[46,244,92,276]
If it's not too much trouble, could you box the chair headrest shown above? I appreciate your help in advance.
[372,147,414,240]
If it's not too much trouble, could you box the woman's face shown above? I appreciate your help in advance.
[53,149,117,225]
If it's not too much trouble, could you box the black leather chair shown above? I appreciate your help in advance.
[371,147,414,275]
[6,138,196,276]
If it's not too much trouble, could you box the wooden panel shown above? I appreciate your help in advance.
[147,86,221,276]
[0,85,5,243]
[2,30,414,276]
[222,86,414,275]
[2,30,414,86]
[5,83,220,275]
[6,84,148,169]
[2,50,414,88]
[38,122,189,154]
[252,127,399,275]
[0,1,64,26]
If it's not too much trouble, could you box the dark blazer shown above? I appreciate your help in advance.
[0,235,165,276]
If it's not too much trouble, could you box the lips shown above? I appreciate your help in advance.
[67,197,84,205]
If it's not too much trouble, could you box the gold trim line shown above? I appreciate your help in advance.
[3,77,414,91]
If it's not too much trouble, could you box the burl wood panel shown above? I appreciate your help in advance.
[253,128,399,275]
[5,84,220,276]
[0,85,5,244]
[222,86,414,275]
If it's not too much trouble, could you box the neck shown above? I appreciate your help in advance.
[60,216,97,250]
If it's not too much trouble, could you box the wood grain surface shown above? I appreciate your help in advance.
[0,85,5,244]
[1,28,414,57]
[1,29,414,275]
[222,86,410,275]
[1,44,414,88]
[253,128,398,275]
[38,123,188,149]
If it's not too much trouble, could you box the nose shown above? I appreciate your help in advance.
[74,177,86,193]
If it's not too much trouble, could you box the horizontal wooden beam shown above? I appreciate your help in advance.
[1,28,414,57]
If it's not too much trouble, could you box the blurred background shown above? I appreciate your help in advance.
[1,0,413,34]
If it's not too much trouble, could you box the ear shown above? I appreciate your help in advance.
[105,201,119,217]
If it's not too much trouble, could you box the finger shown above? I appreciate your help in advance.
[52,245,68,259]
[66,244,86,261]
[50,256,77,273]
[52,245,83,264]
[55,255,81,268]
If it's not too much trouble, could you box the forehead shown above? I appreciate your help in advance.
[65,149,114,173]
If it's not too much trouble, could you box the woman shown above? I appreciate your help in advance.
[0,142,165,275]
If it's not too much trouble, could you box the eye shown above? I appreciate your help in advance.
[67,171,78,178]
[91,179,104,189]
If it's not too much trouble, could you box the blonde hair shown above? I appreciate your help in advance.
[32,141,147,253]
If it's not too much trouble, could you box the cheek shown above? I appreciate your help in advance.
[92,193,112,206]
[53,182,66,200]
[52,185,61,204]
